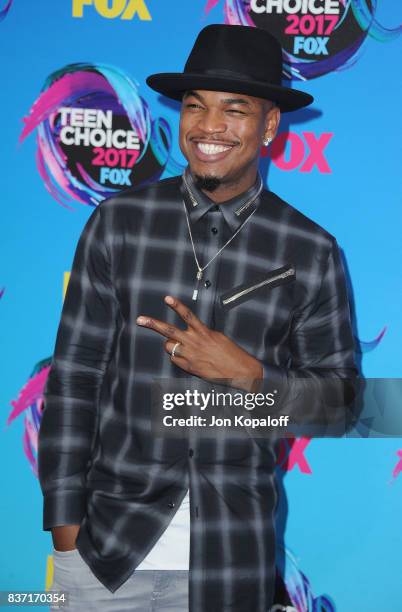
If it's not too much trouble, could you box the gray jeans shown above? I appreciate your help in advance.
[50,548,189,611]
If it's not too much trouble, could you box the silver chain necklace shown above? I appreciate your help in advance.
[182,176,262,301]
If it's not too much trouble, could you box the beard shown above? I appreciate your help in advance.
[194,174,222,193]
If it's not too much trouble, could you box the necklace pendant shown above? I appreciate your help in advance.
[192,269,203,301]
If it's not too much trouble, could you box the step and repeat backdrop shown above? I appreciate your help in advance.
[1,1,401,610]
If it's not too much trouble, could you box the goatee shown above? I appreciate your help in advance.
[194,174,222,193]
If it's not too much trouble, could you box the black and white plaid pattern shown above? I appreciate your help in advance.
[38,171,357,612]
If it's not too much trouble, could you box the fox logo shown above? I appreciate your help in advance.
[72,0,151,21]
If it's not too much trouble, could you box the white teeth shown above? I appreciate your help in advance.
[197,142,232,155]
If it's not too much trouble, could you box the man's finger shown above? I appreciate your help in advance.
[164,295,206,332]
[136,316,185,341]
[164,339,186,359]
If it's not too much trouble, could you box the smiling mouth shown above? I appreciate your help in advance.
[190,139,238,161]
[196,142,234,155]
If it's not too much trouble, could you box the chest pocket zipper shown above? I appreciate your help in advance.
[221,266,295,309]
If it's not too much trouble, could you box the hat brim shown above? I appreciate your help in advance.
[146,72,313,112]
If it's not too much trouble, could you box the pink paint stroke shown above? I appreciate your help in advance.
[7,366,51,425]
[205,0,220,11]
[23,418,38,477]
[19,72,116,143]
[392,450,402,479]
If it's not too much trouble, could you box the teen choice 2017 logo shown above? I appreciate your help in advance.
[19,63,183,209]
[205,0,401,80]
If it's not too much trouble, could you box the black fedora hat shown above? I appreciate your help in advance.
[146,24,313,112]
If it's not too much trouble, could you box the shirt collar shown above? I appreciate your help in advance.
[180,166,263,233]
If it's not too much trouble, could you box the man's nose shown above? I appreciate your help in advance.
[196,110,227,135]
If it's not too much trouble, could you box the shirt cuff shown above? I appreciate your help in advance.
[43,490,87,531]
[256,361,287,395]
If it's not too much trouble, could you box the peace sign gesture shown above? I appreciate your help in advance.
[136,295,263,392]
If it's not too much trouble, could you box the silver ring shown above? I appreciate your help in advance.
[171,342,181,358]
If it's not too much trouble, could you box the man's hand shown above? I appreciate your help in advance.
[136,295,263,392]
[51,525,80,551]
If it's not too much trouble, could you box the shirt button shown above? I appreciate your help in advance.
[211,227,218,234]
[167,502,175,509]
[189,448,194,457]
[204,280,211,288]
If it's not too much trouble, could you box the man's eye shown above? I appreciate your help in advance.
[186,103,202,109]
[226,109,245,115]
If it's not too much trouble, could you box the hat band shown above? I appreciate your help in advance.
[198,67,251,78]
[183,67,280,87]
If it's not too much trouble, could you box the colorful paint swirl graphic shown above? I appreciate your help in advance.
[0,0,13,21]
[205,0,401,80]
[356,325,386,353]
[277,545,335,611]
[19,63,184,209]
[7,358,51,477]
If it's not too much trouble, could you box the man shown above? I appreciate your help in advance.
[38,24,358,612]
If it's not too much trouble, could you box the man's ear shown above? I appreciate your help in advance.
[263,104,281,142]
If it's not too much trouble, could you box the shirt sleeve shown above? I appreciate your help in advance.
[259,237,360,437]
[38,202,119,530]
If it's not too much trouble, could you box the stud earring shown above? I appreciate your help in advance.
[263,137,272,146]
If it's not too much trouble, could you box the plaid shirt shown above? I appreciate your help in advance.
[38,168,357,611]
